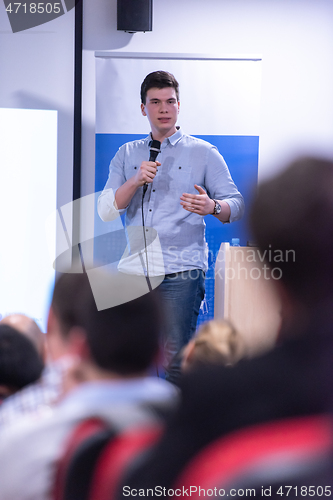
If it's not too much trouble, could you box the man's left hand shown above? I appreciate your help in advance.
[180,184,215,216]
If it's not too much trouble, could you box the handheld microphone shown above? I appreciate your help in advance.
[149,139,161,162]
[143,140,161,196]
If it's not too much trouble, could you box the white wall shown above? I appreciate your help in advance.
[81,0,333,195]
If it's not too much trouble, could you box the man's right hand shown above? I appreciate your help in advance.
[114,160,161,210]
[135,160,161,187]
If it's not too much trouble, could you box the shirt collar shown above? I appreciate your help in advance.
[147,126,183,148]
[167,126,183,146]
[58,377,178,410]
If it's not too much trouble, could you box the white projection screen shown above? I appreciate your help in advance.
[0,108,57,332]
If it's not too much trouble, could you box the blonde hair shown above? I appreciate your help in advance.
[182,319,244,371]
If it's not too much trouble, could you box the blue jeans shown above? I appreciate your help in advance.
[157,269,205,384]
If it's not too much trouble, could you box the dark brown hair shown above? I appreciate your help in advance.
[140,71,179,104]
[51,272,163,375]
[250,156,333,305]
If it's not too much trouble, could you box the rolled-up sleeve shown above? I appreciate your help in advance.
[97,188,118,222]
[205,147,245,223]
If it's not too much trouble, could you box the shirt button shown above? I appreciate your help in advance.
[149,209,152,212]
[153,189,155,192]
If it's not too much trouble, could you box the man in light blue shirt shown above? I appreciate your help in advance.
[98,71,244,383]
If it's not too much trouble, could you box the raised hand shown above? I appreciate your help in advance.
[180,184,215,216]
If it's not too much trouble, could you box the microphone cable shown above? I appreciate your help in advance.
[141,140,161,293]
[141,188,152,292]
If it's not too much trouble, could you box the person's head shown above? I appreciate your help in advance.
[47,272,91,360]
[0,324,44,400]
[181,319,245,372]
[48,272,163,377]
[140,71,180,141]
[250,156,333,308]
[0,314,46,362]
[74,280,163,377]
[140,71,179,105]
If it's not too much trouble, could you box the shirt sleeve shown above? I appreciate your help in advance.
[97,145,127,222]
[204,146,245,223]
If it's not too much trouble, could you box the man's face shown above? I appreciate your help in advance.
[141,87,180,141]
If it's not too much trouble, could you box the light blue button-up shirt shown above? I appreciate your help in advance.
[98,128,244,275]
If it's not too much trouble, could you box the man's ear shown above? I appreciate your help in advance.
[46,307,67,361]
[67,326,91,361]
[46,307,56,336]
[141,102,147,116]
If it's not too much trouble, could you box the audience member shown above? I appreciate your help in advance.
[0,271,178,500]
[181,319,245,371]
[0,313,46,361]
[0,324,44,402]
[119,155,333,495]
[0,280,87,426]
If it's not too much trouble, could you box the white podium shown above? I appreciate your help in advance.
[214,243,281,355]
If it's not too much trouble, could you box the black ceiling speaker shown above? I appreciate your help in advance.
[117,0,152,33]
